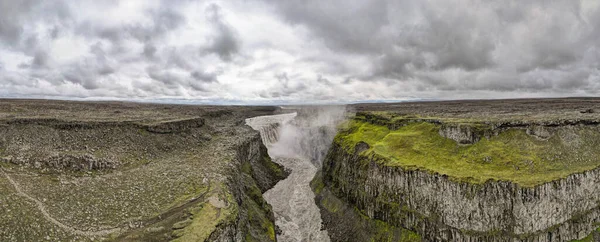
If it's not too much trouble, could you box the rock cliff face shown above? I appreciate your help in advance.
[318,120,600,241]
[438,124,481,144]
[206,133,288,242]
[0,117,208,173]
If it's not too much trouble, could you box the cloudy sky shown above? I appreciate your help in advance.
[1,0,599,103]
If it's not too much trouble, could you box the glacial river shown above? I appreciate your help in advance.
[246,113,330,242]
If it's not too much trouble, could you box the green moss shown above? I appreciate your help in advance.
[322,195,344,213]
[353,208,421,242]
[165,183,209,211]
[263,155,285,178]
[571,226,600,242]
[264,220,276,241]
[310,176,325,195]
[241,161,253,174]
[242,183,277,242]
[136,128,149,136]
[172,187,238,242]
[239,159,278,242]
[338,119,600,187]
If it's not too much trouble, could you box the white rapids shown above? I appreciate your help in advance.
[246,113,330,242]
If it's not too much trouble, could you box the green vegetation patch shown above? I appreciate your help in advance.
[172,185,238,242]
[354,209,422,242]
[571,226,600,242]
[337,119,600,187]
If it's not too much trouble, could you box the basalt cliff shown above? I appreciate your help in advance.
[312,99,600,242]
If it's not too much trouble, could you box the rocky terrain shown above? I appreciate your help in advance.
[0,99,287,241]
[312,98,600,241]
[2,98,600,242]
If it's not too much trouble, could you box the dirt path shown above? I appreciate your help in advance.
[1,168,122,237]
[114,180,212,241]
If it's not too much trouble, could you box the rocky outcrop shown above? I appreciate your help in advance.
[438,124,481,144]
[3,154,118,171]
[144,118,205,134]
[311,171,422,242]
[320,142,600,241]
[235,134,289,193]
[0,117,211,173]
[2,117,205,134]
[526,125,553,140]
[206,128,289,242]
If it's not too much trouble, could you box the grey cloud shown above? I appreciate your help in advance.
[50,27,60,39]
[0,0,71,51]
[265,0,600,94]
[264,1,389,53]
[55,44,117,90]
[143,43,157,59]
[147,67,182,88]
[202,3,240,61]
[191,70,218,83]
[147,65,212,92]
[75,2,186,50]
[31,50,49,68]
[265,0,496,81]
[275,72,289,87]
[1,0,600,101]
[0,0,35,45]
[150,7,186,37]
[317,75,331,85]
[260,72,308,98]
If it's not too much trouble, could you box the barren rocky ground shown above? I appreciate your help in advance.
[352,97,600,122]
[0,99,284,241]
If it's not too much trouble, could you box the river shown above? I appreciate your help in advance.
[246,112,331,242]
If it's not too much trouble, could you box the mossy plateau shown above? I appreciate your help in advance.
[336,116,600,187]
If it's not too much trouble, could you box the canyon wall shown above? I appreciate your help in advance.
[316,117,600,241]
[207,132,289,242]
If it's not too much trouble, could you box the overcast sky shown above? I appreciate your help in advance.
[1,0,599,103]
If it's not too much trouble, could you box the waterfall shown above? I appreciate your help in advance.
[258,123,280,145]
[245,106,345,242]
[246,113,296,146]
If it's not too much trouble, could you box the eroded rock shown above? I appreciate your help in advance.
[438,124,480,144]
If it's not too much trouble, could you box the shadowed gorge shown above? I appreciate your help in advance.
[246,106,346,242]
